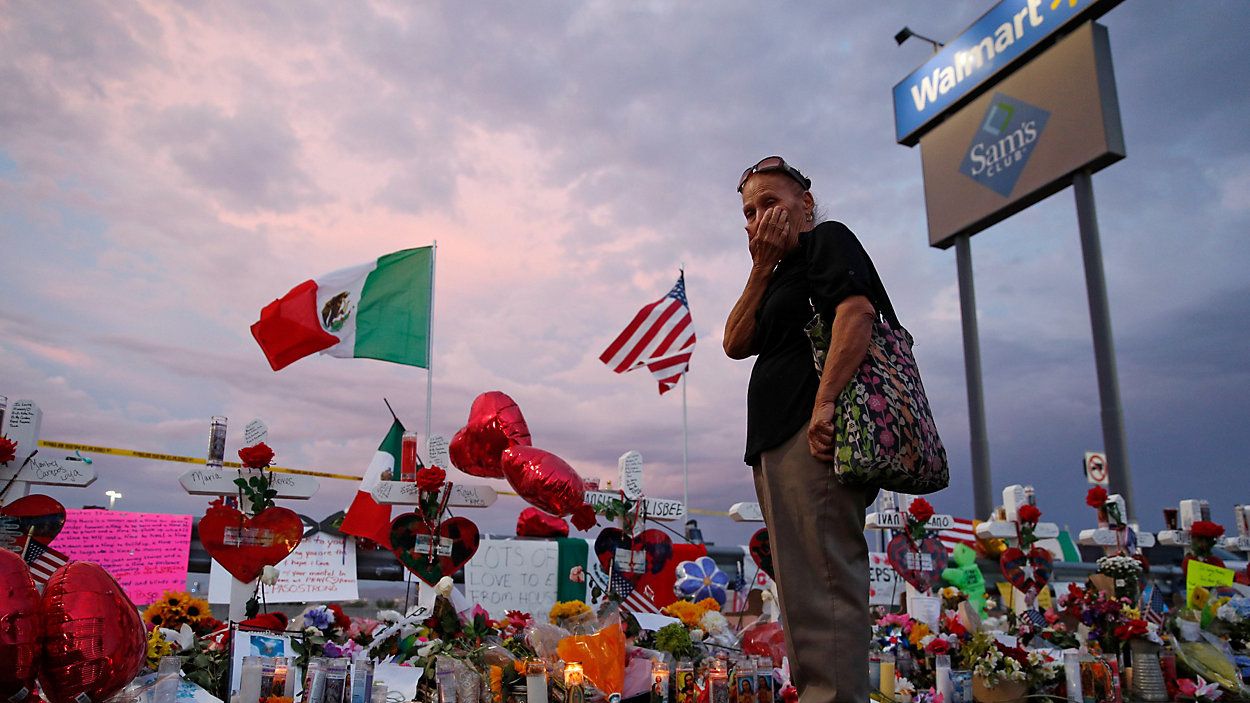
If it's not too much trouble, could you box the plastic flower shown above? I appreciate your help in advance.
[304,605,334,631]
[1177,676,1223,701]
[416,465,446,492]
[908,622,931,646]
[908,498,935,524]
[1086,486,1108,508]
[1191,521,1225,540]
[159,623,196,652]
[673,557,730,605]
[237,442,275,469]
[0,436,16,465]
[1017,504,1041,524]
[568,565,585,583]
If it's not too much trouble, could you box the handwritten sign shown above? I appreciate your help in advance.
[179,467,318,499]
[0,455,97,487]
[464,538,559,619]
[583,490,684,522]
[2,400,40,465]
[243,419,268,446]
[618,451,644,500]
[372,481,498,508]
[869,551,901,606]
[51,510,192,605]
[1186,560,1235,608]
[426,434,451,470]
[208,530,358,604]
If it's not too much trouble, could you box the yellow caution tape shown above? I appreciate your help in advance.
[38,440,363,482]
[36,439,733,516]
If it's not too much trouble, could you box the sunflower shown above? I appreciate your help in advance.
[182,596,212,623]
[144,602,170,629]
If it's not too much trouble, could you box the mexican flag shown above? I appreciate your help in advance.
[251,247,434,371]
[340,419,405,549]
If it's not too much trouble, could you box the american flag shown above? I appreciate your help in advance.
[1143,584,1168,624]
[13,536,69,586]
[611,573,663,615]
[599,272,695,394]
[1021,608,1049,628]
[937,517,978,554]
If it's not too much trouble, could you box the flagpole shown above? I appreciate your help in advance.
[426,240,437,441]
[680,265,689,518]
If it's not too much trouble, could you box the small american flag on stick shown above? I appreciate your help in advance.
[15,535,69,586]
[600,272,696,394]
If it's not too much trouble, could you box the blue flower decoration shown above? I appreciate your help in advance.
[673,556,730,606]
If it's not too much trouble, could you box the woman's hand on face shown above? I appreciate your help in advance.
[808,401,837,462]
[748,207,796,268]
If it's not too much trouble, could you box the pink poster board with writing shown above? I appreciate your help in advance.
[52,509,192,605]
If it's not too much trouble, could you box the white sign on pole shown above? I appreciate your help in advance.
[618,451,644,500]
[243,419,268,447]
[208,530,358,604]
[1085,451,1109,486]
[463,538,559,620]
[2,400,40,466]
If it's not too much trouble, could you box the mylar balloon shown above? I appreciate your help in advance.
[516,507,569,538]
[740,619,787,667]
[0,549,41,701]
[448,391,532,478]
[40,562,145,703]
[501,446,585,517]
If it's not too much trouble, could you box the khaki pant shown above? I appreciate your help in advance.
[754,427,877,703]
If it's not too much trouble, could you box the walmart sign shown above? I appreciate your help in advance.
[892,0,1122,145]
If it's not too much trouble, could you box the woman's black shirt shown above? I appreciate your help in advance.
[744,221,896,466]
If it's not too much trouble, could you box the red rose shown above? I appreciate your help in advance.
[1114,619,1149,640]
[0,436,17,465]
[327,603,351,630]
[238,442,275,469]
[416,465,447,492]
[571,503,598,531]
[908,498,935,524]
[1085,486,1108,509]
[1017,504,1042,524]
[1191,520,1225,539]
[925,638,951,655]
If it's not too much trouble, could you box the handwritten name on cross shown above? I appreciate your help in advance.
[1,399,98,506]
[1078,492,1155,554]
[1157,498,1206,547]
[1220,504,1250,554]
[865,492,955,532]
[582,451,686,523]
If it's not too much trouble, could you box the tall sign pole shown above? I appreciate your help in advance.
[1073,170,1133,517]
[956,233,992,521]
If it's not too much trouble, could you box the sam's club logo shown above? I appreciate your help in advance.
[959,93,1050,197]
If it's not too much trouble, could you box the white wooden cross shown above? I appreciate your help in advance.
[0,398,98,509]
[581,451,686,523]
[178,418,320,620]
[974,484,1060,542]
[1077,492,1155,554]
[371,430,500,510]
[865,491,955,533]
[1219,504,1250,555]
[1156,498,1204,547]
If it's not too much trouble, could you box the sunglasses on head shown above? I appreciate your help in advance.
[737,155,812,193]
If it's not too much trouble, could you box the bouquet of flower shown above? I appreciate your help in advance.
[142,590,229,696]
[960,632,1028,687]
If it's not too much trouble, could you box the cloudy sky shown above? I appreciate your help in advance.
[3,1,1248,552]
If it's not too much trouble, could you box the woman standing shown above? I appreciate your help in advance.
[724,156,898,703]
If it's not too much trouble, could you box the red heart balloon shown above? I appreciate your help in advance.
[198,505,303,583]
[885,534,949,593]
[0,550,41,700]
[39,562,145,703]
[390,515,481,585]
[999,546,1054,594]
[448,391,533,479]
[501,446,585,517]
[516,507,569,538]
[0,494,67,548]
[740,619,786,667]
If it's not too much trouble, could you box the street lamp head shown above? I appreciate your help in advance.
[105,490,122,498]
[895,27,914,46]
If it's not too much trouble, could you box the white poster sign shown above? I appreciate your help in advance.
[869,551,902,606]
[463,538,559,620]
[208,530,358,604]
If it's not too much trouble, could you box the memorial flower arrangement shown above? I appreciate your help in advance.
[1057,583,1133,655]
[661,597,721,628]
[961,632,1028,687]
[141,590,230,697]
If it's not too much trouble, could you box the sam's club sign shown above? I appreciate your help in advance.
[892,0,1121,145]
[959,93,1050,197]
